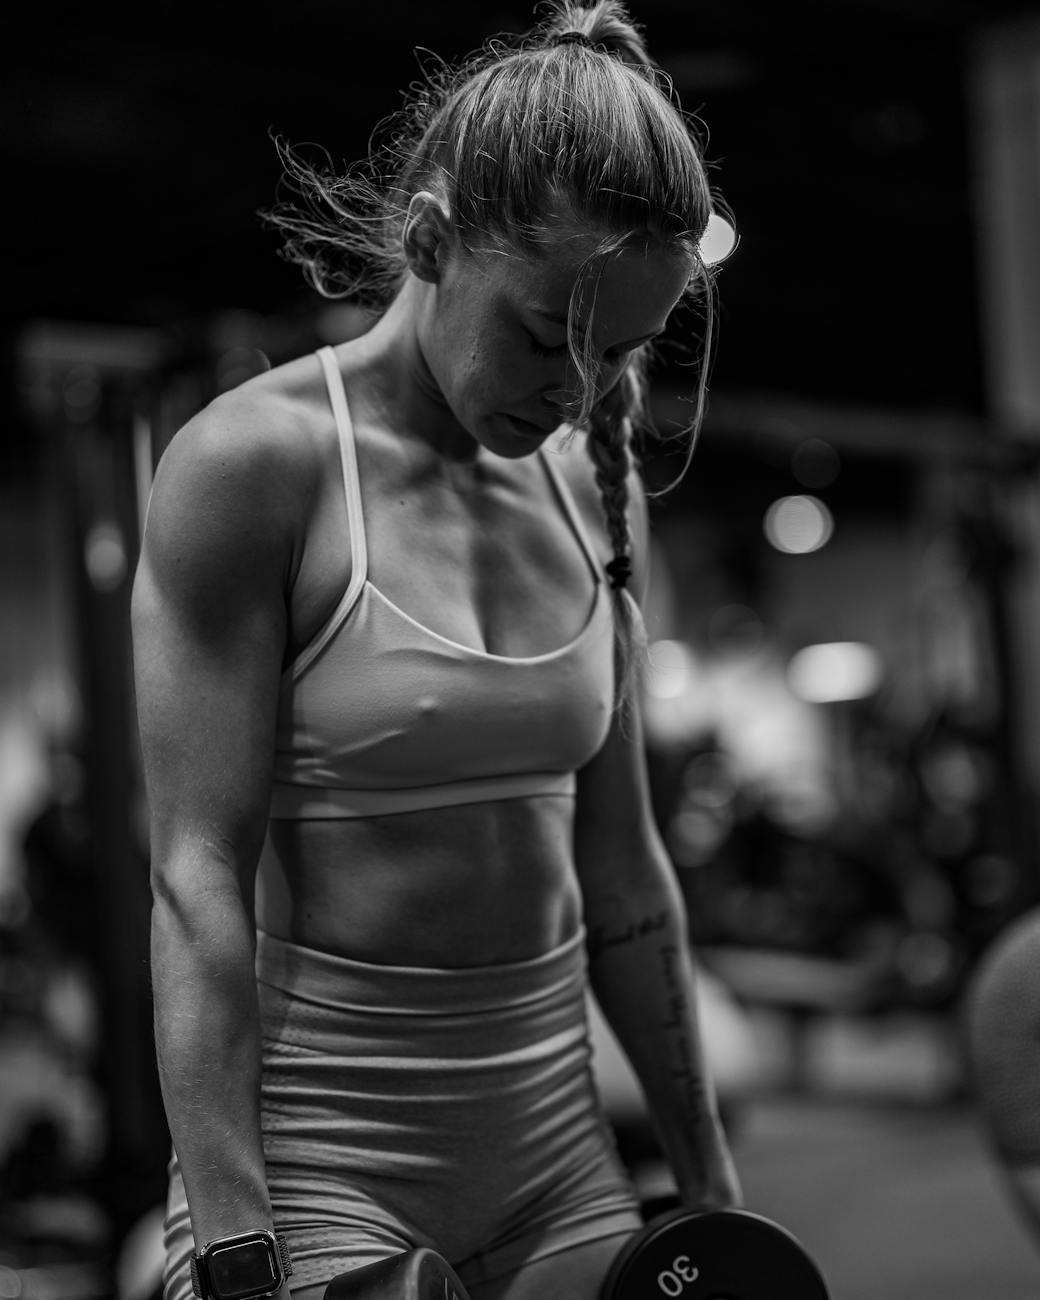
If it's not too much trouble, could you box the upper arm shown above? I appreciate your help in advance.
[573,595,673,915]
[572,657,670,888]
[132,398,299,898]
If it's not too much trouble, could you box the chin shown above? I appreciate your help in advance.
[492,412,557,453]
[493,442,542,460]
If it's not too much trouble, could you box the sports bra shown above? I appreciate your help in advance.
[267,347,616,819]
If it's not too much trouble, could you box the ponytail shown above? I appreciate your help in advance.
[539,0,653,68]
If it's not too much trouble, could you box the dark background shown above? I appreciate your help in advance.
[6,0,1029,414]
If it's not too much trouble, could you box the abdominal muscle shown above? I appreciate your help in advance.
[255,793,584,968]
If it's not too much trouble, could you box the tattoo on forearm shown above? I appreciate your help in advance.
[586,915,712,1126]
[587,910,668,960]
[661,942,710,1124]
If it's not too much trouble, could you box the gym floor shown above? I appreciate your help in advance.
[726,1096,1038,1300]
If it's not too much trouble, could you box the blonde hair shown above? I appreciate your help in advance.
[262,0,722,709]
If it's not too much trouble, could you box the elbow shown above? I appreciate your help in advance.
[149,840,256,954]
[149,879,259,998]
[580,831,682,903]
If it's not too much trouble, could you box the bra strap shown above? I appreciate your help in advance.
[538,442,603,584]
[286,349,370,682]
[317,346,368,585]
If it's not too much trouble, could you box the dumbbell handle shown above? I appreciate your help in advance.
[324,1247,471,1299]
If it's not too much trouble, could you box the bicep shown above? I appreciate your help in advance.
[132,420,292,893]
[573,680,673,900]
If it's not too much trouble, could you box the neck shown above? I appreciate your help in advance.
[347,278,479,464]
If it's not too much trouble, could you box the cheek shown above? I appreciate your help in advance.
[430,298,547,408]
[429,307,491,400]
[467,327,541,403]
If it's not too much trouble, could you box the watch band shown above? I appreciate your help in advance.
[275,1235,294,1279]
[189,1230,293,1299]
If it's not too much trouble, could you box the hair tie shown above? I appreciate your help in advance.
[551,30,594,49]
[605,555,632,590]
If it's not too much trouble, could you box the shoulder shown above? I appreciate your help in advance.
[139,354,334,612]
[153,354,327,503]
[147,357,328,558]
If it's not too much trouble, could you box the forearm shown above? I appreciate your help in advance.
[152,883,274,1246]
[584,862,732,1202]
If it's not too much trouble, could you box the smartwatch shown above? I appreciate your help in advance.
[190,1229,293,1300]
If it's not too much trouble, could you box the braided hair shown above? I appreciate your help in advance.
[262,0,720,709]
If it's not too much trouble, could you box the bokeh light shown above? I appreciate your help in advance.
[787,641,884,703]
[646,639,695,700]
[763,495,834,554]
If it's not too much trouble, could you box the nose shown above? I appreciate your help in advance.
[541,357,596,416]
[541,389,586,427]
[542,356,626,416]
[542,385,574,413]
[540,356,581,409]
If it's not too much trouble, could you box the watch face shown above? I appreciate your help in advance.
[208,1237,279,1300]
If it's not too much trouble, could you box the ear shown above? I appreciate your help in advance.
[402,191,453,284]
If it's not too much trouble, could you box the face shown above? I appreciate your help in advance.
[413,223,694,458]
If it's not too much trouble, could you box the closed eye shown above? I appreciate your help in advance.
[526,325,663,362]
[526,330,569,359]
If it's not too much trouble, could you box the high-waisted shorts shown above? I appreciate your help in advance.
[162,927,641,1296]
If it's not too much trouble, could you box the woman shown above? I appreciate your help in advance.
[132,3,742,1297]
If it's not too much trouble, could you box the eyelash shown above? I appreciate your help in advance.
[525,330,641,364]
[527,333,569,359]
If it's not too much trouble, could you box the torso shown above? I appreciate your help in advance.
[251,345,615,966]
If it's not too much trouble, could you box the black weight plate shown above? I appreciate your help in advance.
[602,1208,829,1300]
